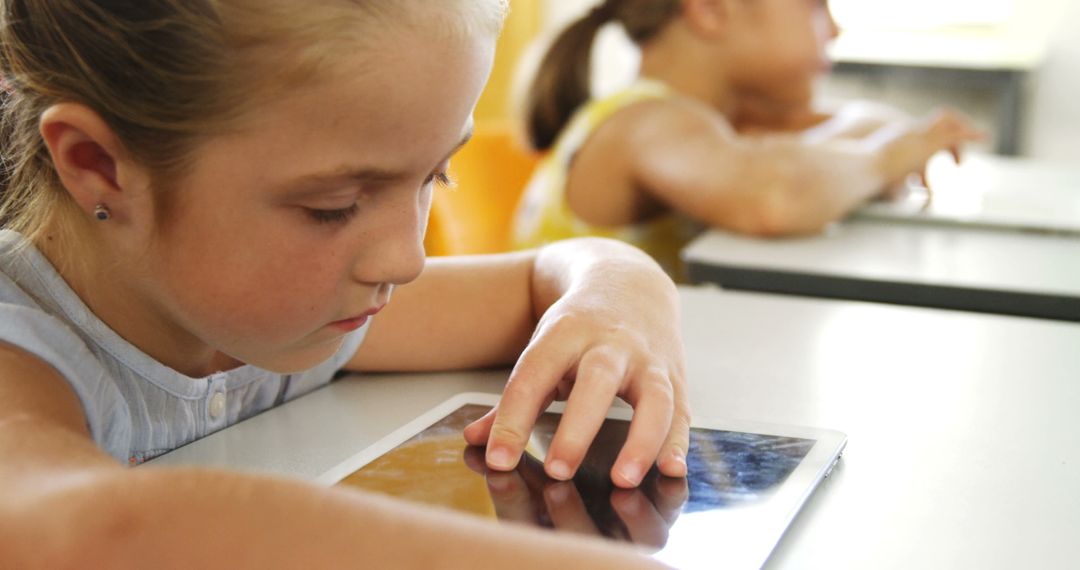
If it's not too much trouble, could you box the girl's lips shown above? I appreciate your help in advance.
[331,315,369,332]
[330,305,384,332]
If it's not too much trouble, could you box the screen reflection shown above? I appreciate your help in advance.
[339,404,815,566]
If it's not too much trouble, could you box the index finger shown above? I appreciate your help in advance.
[483,341,575,472]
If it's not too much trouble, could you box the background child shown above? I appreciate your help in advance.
[513,0,982,277]
[0,1,687,567]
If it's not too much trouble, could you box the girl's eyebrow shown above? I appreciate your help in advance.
[281,127,475,197]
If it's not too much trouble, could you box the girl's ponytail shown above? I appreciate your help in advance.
[522,0,682,152]
[523,5,615,152]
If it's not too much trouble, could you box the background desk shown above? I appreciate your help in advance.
[829,28,1048,155]
[854,152,1080,235]
[154,287,1080,569]
[682,220,1080,322]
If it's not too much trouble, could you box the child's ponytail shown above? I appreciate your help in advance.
[523,5,614,152]
[523,0,681,152]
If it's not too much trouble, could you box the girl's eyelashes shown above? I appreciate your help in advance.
[306,203,360,225]
[427,171,456,189]
[304,172,452,225]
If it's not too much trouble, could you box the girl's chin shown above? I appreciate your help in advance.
[242,339,345,374]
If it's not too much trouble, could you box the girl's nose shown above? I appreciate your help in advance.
[351,188,430,287]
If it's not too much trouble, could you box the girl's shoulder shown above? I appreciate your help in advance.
[556,79,728,157]
[0,240,131,455]
[582,79,684,125]
[585,87,735,155]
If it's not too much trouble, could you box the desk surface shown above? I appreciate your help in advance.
[855,153,1080,235]
[682,220,1080,321]
[154,287,1080,569]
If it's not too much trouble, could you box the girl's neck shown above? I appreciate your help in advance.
[729,97,828,134]
[638,31,738,119]
[36,224,238,378]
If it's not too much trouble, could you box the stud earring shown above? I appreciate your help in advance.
[94,203,111,221]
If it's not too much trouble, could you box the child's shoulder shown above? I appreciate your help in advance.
[590,89,735,155]
[0,255,122,414]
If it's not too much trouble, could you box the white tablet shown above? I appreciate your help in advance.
[319,393,846,570]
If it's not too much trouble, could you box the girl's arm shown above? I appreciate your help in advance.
[800,100,913,143]
[0,342,666,569]
[348,239,689,487]
[346,250,538,373]
[572,98,980,237]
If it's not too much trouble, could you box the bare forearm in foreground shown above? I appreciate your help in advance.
[1,466,667,569]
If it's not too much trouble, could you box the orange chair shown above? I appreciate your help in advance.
[424,122,539,256]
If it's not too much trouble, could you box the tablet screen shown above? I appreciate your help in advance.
[336,402,827,568]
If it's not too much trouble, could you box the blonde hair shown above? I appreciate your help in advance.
[0,0,507,243]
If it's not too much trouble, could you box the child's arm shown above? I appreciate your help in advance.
[575,99,980,236]
[348,238,689,488]
[0,343,667,569]
[800,100,914,143]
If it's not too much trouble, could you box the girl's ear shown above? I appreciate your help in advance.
[38,103,148,222]
[681,0,732,38]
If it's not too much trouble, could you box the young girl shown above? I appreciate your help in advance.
[0,1,687,567]
[513,0,983,277]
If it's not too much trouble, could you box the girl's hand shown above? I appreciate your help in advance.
[871,108,985,190]
[463,239,689,489]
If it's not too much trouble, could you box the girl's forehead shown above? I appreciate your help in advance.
[220,0,505,99]
[237,0,507,49]
[218,25,494,181]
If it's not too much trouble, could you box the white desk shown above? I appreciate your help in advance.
[154,287,1080,569]
[682,220,1080,322]
[855,153,1080,235]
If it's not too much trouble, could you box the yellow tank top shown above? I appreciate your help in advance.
[511,80,703,280]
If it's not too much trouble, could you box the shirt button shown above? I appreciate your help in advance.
[209,392,227,419]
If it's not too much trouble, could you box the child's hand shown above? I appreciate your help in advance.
[871,108,985,191]
[463,239,689,489]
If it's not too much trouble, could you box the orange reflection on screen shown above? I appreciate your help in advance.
[337,435,497,519]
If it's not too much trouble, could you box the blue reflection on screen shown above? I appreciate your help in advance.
[683,429,815,512]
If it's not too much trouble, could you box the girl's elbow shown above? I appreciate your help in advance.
[2,472,146,569]
[709,194,824,237]
[744,204,800,237]
[760,209,832,237]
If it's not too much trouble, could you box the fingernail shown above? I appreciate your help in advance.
[487,446,515,470]
[548,460,572,481]
[619,464,643,487]
[671,451,688,472]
